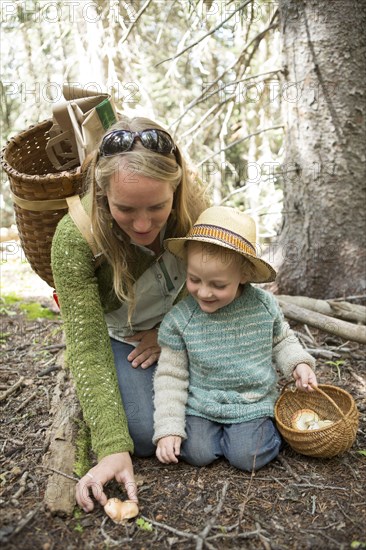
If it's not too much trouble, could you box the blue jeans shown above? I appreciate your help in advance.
[111,338,156,457]
[180,415,281,471]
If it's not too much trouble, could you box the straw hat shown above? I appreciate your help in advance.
[164,206,276,283]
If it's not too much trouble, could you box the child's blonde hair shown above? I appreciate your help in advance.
[186,241,257,281]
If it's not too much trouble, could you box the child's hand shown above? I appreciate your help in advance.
[156,436,182,464]
[293,363,318,392]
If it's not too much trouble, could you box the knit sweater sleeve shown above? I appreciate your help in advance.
[153,346,189,444]
[51,214,134,460]
[270,295,316,377]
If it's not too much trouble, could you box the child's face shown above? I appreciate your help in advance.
[186,243,247,313]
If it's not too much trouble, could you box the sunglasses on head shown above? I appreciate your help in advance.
[99,128,176,157]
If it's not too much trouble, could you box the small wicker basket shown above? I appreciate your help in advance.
[274,384,359,458]
[1,120,85,288]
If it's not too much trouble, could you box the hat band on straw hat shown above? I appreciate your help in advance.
[187,224,257,257]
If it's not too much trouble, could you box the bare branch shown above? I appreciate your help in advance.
[119,0,154,45]
[170,69,281,129]
[155,0,253,67]
[197,125,284,166]
[191,21,279,113]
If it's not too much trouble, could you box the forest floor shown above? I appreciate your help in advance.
[1,248,366,550]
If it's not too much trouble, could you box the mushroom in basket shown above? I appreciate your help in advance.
[291,409,333,431]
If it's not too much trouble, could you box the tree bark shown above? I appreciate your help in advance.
[274,0,366,298]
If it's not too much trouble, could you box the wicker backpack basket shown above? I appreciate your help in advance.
[1,120,86,288]
[274,383,359,458]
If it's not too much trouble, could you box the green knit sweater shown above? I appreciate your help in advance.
[51,206,164,460]
[153,284,315,442]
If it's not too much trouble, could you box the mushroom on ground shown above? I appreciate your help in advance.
[104,498,139,524]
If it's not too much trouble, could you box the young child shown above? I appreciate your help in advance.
[153,206,317,471]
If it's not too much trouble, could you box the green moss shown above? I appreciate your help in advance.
[1,294,57,320]
[19,302,57,320]
[0,294,20,315]
[1,292,21,305]
[74,418,93,478]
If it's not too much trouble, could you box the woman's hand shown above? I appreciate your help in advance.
[76,452,137,513]
[293,363,318,391]
[125,329,161,369]
[156,436,182,464]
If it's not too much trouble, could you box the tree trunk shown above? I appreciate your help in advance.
[274,0,366,298]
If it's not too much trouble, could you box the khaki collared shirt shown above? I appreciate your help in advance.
[104,242,186,343]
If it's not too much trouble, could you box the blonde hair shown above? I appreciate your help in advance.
[88,116,209,318]
[186,241,257,281]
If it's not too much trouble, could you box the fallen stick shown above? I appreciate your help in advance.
[277,300,366,344]
[11,471,29,501]
[4,504,42,542]
[41,344,66,352]
[138,481,230,550]
[42,348,81,516]
[305,348,339,360]
[38,364,61,377]
[15,390,38,413]
[197,481,229,550]
[277,455,302,483]
[0,376,25,402]
[277,295,366,324]
[328,300,366,324]
[44,466,79,482]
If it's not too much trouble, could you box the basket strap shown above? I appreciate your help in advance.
[281,382,347,420]
[312,385,347,420]
[11,192,70,211]
[11,191,103,266]
[66,195,100,259]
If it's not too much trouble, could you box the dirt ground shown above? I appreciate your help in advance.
[1,261,366,549]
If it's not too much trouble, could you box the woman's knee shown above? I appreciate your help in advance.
[126,404,155,457]
[133,438,155,457]
[128,422,155,457]
[111,339,156,456]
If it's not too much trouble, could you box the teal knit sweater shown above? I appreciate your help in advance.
[153,284,315,442]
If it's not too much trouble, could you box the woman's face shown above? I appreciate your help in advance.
[107,166,174,248]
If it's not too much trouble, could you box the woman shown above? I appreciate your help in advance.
[51,116,209,513]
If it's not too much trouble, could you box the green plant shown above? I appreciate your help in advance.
[0,331,11,344]
[325,359,345,380]
[136,518,153,532]
[73,508,84,534]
